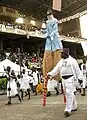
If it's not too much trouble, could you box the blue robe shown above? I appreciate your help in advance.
[43,17,63,51]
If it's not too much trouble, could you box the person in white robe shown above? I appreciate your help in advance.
[46,48,83,117]
[20,69,30,100]
[81,58,87,96]
[28,73,34,93]
[32,67,38,95]
[6,69,21,105]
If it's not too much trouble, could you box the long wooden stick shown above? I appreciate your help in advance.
[42,76,48,107]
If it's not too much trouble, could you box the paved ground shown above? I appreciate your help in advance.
[0,92,87,120]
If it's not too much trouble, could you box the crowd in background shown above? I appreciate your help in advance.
[0,48,43,69]
[0,21,26,30]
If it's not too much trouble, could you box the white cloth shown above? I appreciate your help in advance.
[61,58,73,76]
[47,79,58,91]
[82,77,87,88]
[1,59,32,75]
[28,75,33,83]
[7,78,18,97]
[48,56,83,86]
[33,72,38,86]
[20,73,30,90]
[48,56,82,113]
[81,63,87,88]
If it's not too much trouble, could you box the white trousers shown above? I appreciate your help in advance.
[62,76,77,113]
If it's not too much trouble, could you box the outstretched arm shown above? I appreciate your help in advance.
[47,60,62,77]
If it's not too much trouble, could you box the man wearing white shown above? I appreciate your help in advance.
[32,67,38,95]
[6,69,21,105]
[20,69,30,100]
[47,48,82,117]
[28,74,34,93]
[81,58,87,96]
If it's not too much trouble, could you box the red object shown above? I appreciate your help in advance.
[43,91,46,106]
[64,95,66,104]
[42,76,48,107]
[32,57,36,62]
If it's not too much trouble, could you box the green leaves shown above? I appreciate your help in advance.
[0,78,7,90]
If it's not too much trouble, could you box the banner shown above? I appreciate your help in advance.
[15,28,26,35]
[53,0,61,11]
[81,41,87,56]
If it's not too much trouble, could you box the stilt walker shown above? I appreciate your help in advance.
[42,9,63,100]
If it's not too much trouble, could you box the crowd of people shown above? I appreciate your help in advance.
[5,65,44,104]
[0,48,43,69]
[0,48,64,106]
[3,48,87,118]
[0,21,26,30]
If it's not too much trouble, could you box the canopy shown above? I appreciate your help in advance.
[1,59,32,75]
[0,62,5,76]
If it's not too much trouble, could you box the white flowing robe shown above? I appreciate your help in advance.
[81,63,87,88]
[20,73,30,90]
[7,78,18,97]
[33,72,38,86]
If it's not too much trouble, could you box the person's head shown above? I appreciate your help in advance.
[17,74,20,79]
[6,66,11,73]
[61,48,69,59]
[22,69,25,74]
[11,70,15,76]
[47,9,53,20]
